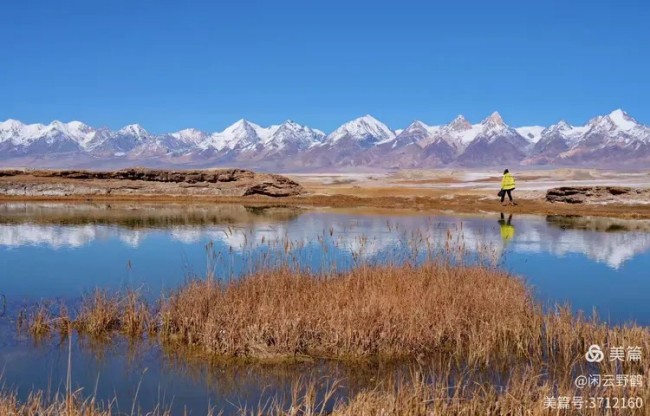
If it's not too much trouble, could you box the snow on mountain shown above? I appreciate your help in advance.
[201,119,324,155]
[0,119,98,148]
[531,121,586,154]
[117,124,149,139]
[456,112,531,166]
[395,121,441,146]
[549,120,588,142]
[1,110,649,168]
[414,115,488,152]
[445,115,483,147]
[325,115,395,145]
[263,120,325,150]
[206,119,266,151]
[170,128,208,145]
[515,126,544,143]
[89,123,153,156]
[524,109,650,166]
[0,119,28,143]
[477,112,515,140]
[590,109,641,134]
[581,109,648,146]
[608,109,638,131]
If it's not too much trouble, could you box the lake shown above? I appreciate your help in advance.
[1,202,649,413]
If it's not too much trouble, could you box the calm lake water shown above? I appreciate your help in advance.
[1,202,649,413]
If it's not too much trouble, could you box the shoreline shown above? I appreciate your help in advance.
[1,167,649,219]
[1,192,650,219]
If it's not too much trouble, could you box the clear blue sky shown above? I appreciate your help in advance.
[1,0,648,133]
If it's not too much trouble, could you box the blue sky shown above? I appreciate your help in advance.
[1,0,648,133]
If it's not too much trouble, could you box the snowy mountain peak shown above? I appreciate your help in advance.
[483,111,505,125]
[277,120,305,131]
[584,109,639,134]
[65,121,90,130]
[327,114,395,143]
[448,115,471,131]
[358,114,381,123]
[174,127,204,135]
[609,108,629,119]
[222,119,244,130]
[555,120,572,130]
[607,109,637,130]
[206,119,263,151]
[478,112,510,138]
[223,119,259,134]
[263,120,326,150]
[0,119,25,130]
[118,124,148,137]
[0,119,27,142]
[539,120,587,147]
[408,120,429,130]
[49,120,92,134]
[398,120,438,138]
[227,119,266,140]
[171,128,207,144]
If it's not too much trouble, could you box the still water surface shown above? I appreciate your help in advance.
[1,203,649,413]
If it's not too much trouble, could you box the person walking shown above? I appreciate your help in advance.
[499,169,516,206]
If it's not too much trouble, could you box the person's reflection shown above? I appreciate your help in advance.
[498,213,515,244]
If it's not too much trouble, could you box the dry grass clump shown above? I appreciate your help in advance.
[23,262,650,369]
[74,290,154,338]
[159,262,535,361]
[21,290,153,340]
[26,304,52,337]
[0,390,111,416]
[0,392,179,416]
[24,262,536,362]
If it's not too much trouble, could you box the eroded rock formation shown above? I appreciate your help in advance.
[546,186,650,204]
[0,168,303,197]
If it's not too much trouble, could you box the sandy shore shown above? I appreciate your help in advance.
[1,168,650,219]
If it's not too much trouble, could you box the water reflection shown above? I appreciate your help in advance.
[498,213,515,245]
[1,203,650,312]
[0,202,303,228]
[1,203,649,270]
[1,203,650,412]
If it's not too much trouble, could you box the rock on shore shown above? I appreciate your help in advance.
[0,168,303,197]
[546,186,650,204]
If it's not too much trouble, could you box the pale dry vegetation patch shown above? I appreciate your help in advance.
[159,262,534,362]
[17,261,650,415]
[0,391,115,416]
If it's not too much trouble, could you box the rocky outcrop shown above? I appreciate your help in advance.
[546,186,650,204]
[0,168,303,197]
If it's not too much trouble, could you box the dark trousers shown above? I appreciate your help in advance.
[501,189,513,202]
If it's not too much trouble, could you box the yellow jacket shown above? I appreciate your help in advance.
[501,173,515,190]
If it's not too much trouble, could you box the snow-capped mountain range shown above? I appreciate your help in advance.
[1,109,648,170]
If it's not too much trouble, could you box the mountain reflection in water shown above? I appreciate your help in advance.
[1,203,649,269]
